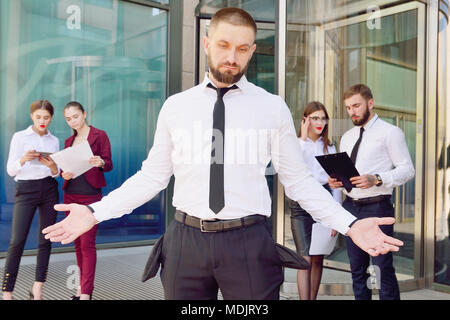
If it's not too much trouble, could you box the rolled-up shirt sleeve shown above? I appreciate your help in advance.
[7,133,23,177]
[270,99,356,235]
[90,103,174,223]
[379,126,415,188]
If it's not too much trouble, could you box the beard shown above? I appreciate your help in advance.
[208,60,249,85]
[352,107,371,126]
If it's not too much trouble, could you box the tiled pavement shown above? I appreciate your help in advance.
[0,245,449,300]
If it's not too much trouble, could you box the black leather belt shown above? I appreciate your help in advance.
[347,195,391,205]
[175,210,266,232]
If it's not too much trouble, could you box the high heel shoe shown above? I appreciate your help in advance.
[29,290,34,300]
[70,295,80,300]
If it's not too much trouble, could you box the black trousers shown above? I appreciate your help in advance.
[343,197,400,300]
[160,217,284,300]
[2,177,58,292]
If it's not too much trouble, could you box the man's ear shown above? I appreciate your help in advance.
[368,98,375,111]
[249,43,257,59]
[203,35,210,56]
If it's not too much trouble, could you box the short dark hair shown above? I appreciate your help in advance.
[30,100,54,116]
[343,84,373,102]
[209,7,257,38]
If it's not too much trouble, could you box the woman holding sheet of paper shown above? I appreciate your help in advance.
[289,101,341,300]
[2,100,59,300]
[61,101,112,300]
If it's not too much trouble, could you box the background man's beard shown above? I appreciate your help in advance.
[352,108,371,126]
[209,62,249,84]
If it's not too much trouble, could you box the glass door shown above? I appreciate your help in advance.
[316,2,425,282]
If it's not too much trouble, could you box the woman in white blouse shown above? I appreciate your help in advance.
[2,100,60,300]
[289,101,341,300]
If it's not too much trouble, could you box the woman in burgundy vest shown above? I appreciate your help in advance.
[62,101,113,300]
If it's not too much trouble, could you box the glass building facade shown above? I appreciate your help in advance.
[0,0,449,294]
[0,0,169,253]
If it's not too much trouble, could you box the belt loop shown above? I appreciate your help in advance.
[181,211,186,224]
[241,217,245,230]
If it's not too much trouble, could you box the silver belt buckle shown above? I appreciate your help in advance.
[200,218,217,232]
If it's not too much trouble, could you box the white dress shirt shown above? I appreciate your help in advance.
[91,74,357,234]
[298,137,341,203]
[7,126,60,181]
[339,114,415,199]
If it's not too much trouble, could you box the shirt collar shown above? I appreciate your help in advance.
[360,113,378,130]
[25,125,52,137]
[305,136,323,143]
[200,72,249,93]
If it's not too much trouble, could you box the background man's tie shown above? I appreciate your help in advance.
[207,83,238,214]
[350,127,365,164]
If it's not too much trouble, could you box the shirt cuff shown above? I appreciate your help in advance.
[11,159,22,176]
[348,218,358,228]
[51,169,60,178]
[379,172,391,188]
[90,202,109,223]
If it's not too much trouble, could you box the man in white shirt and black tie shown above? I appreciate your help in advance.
[43,8,404,300]
[329,84,415,300]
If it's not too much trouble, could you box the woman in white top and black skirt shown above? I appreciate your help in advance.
[2,100,60,300]
[289,101,341,300]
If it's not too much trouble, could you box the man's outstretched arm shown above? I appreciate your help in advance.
[43,103,174,243]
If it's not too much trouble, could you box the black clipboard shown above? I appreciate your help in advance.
[315,152,360,192]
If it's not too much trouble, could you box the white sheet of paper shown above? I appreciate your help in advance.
[49,141,94,178]
[309,222,338,256]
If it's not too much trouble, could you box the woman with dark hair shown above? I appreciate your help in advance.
[2,100,60,300]
[289,101,341,300]
[62,101,112,300]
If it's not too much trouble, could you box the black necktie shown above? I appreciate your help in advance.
[350,127,365,164]
[207,83,237,214]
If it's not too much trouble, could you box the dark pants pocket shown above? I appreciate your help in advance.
[141,235,164,282]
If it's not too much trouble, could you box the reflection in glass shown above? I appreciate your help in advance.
[0,0,168,252]
[285,0,421,281]
[196,0,275,22]
[324,10,419,279]
[435,11,450,287]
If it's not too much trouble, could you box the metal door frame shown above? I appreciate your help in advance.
[276,1,428,293]
[316,1,426,284]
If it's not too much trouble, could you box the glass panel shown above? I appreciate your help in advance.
[322,10,419,280]
[435,11,450,286]
[247,28,275,93]
[196,0,275,22]
[150,0,169,5]
[287,0,404,24]
[285,1,423,281]
[0,0,168,253]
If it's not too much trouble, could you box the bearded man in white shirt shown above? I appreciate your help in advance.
[43,8,404,300]
[329,84,415,300]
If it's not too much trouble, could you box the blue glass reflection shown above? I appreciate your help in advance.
[0,0,168,252]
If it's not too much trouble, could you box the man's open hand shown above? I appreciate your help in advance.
[346,217,403,256]
[42,204,98,244]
